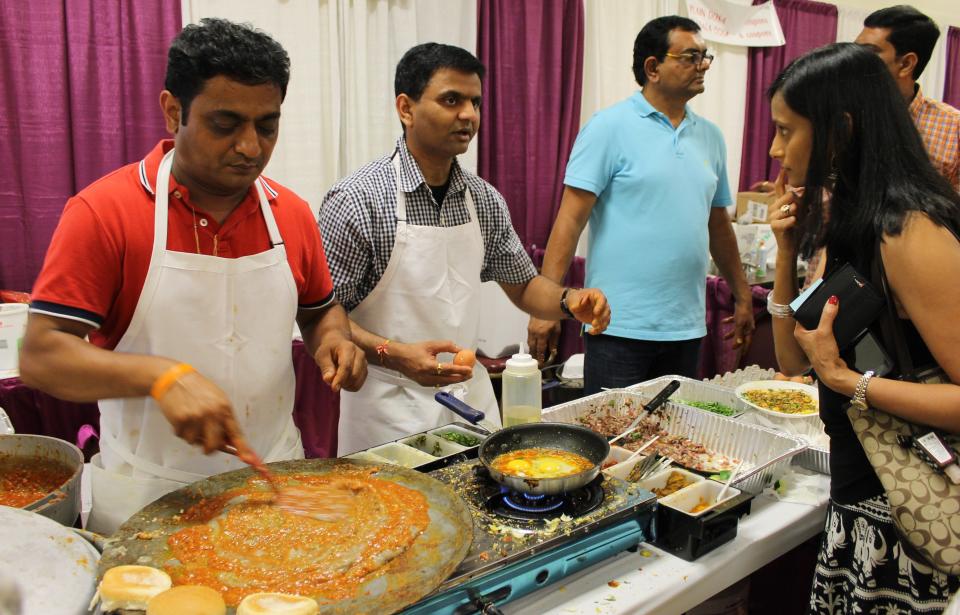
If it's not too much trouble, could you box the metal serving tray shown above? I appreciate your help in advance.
[627,375,747,419]
[690,369,832,476]
[794,446,830,475]
[542,386,807,495]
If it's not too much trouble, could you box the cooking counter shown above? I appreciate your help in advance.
[78,467,828,614]
[505,474,830,615]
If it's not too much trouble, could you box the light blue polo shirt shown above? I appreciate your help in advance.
[565,91,731,341]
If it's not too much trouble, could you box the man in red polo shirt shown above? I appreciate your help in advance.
[19,18,366,533]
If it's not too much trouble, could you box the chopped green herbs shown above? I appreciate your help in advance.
[438,431,481,447]
[679,400,737,417]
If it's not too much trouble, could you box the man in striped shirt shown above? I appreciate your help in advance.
[320,43,611,453]
[857,5,959,190]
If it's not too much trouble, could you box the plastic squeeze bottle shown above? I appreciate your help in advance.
[502,348,542,427]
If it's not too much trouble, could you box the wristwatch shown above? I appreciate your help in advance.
[850,370,875,411]
[560,288,576,319]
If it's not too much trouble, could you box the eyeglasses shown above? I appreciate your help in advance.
[664,51,715,67]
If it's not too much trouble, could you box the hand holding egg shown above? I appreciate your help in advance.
[453,348,476,368]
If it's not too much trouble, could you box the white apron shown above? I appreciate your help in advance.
[337,156,500,455]
[87,149,304,534]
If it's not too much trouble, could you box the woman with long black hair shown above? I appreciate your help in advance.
[765,42,960,612]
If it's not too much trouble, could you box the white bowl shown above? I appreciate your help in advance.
[735,380,819,419]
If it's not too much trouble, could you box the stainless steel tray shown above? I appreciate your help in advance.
[627,375,747,419]
[542,386,807,495]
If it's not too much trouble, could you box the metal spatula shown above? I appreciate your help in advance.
[221,444,350,521]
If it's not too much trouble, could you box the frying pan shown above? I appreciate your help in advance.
[479,422,609,496]
[97,458,473,615]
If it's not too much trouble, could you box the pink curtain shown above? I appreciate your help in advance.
[0,1,179,292]
[738,0,837,190]
[476,0,584,251]
[945,26,960,109]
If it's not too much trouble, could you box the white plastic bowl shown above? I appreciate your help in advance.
[735,380,819,420]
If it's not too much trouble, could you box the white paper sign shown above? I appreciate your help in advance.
[685,0,786,47]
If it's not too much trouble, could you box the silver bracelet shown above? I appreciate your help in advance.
[766,293,795,318]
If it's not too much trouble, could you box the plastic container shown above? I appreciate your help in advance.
[660,480,742,517]
[344,450,392,464]
[400,433,466,458]
[368,442,437,468]
[0,303,28,375]
[653,485,754,561]
[635,468,704,498]
[429,424,485,448]
[502,352,541,427]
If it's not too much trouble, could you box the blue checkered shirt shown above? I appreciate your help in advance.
[319,137,538,311]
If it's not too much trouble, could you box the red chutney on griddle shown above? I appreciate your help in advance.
[165,466,430,606]
[0,456,73,508]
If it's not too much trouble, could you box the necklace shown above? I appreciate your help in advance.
[191,207,219,256]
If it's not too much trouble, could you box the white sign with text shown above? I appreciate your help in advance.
[686,0,786,47]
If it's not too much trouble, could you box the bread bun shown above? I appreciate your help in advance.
[237,592,320,615]
[92,565,171,612]
[146,585,226,615]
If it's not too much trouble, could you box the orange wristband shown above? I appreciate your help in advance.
[150,363,195,401]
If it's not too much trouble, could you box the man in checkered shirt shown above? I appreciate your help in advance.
[319,43,611,454]
[857,5,959,191]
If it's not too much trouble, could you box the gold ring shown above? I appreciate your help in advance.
[436,362,443,375]
[780,204,791,214]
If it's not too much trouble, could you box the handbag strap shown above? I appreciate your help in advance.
[872,240,918,380]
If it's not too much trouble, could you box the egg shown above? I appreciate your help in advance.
[530,456,576,477]
[504,459,532,475]
[453,348,477,368]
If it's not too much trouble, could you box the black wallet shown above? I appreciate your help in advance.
[792,263,886,350]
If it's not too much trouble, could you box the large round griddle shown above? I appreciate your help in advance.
[97,458,473,614]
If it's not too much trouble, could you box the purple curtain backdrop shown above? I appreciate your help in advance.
[738,0,837,190]
[0,1,180,292]
[476,0,584,251]
[945,26,960,109]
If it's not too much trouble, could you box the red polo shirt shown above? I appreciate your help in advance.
[31,140,335,349]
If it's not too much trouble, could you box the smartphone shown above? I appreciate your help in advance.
[850,331,894,377]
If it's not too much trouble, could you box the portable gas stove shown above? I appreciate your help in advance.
[403,457,657,615]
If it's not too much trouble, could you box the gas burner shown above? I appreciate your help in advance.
[501,489,564,513]
[484,477,606,522]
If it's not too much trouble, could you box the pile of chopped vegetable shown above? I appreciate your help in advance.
[679,400,737,416]
[438,431,481,447]
[742,388,818,414]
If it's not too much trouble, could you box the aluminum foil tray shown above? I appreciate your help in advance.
[626,375,748,419]
[542,386,807,495]
[794,446,830,475]
[686,369,832,476]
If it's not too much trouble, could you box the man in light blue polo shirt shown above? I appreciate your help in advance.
[528,15,754,394]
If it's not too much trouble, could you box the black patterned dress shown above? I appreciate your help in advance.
[810,310,959,613]
[810,493,959,613]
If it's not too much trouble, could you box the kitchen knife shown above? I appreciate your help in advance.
[609,379,681,444]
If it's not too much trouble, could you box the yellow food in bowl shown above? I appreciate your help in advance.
[742,388,817,415]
